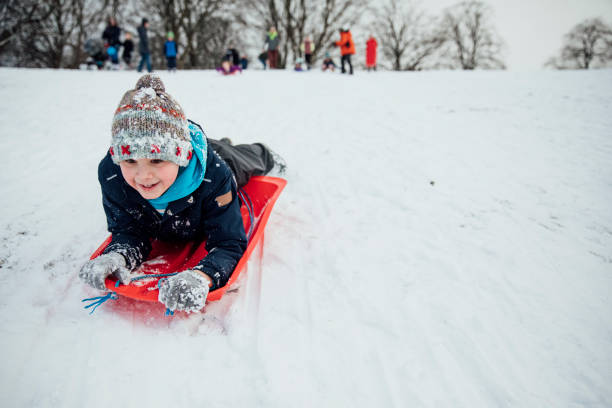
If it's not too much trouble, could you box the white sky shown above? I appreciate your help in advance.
[423,0,612,70]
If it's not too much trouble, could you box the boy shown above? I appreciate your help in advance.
[164,31,178,72]
[122,32,134,67]
[79,74,281,313]
[321,52,336,72]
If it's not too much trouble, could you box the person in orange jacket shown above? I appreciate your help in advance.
[366,35,377,71]
[333,28,355,74]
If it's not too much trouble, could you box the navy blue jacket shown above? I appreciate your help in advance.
[98,143,247,290]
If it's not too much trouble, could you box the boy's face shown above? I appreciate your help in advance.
[119,158,179,199]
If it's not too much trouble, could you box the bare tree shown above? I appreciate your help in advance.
[1,0,112,68]
[0,1,52,56]
[237,0,368,68]
[440,0,505,70]
[144,0,240,69]
[18,0,86,68]
[546,18,612,69]
[373,0,445,71]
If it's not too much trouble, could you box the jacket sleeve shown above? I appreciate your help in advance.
[98,159,152,270]
[192,170,247,290]
[101,188,152,270]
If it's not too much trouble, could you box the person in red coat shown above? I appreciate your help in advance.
[366,35,377,71]
[333,28,355,74]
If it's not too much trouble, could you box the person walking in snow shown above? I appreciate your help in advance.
[137,18,152,73]
[264,27,280,69]
[78,74,284,313]
[164,31,178,72]
[366,35,377,71]
[333,27,355,74]
[102,17,122,69]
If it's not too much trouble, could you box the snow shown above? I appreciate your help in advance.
[0,67,611,407]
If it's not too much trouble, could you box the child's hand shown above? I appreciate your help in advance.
[79,252,130,291]
[158,270,211,313]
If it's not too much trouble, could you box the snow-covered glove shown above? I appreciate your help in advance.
[158,270,210,313]
[79,252,130,291]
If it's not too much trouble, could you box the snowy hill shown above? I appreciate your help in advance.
[0,67,611,407]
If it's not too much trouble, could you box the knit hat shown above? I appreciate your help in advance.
[110,74,192,167]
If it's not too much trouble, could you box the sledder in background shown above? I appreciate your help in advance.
[79,74,285,313]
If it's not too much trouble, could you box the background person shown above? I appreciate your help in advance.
[264,27,280,69]
[137,18,152,73]
[333,27,355,74]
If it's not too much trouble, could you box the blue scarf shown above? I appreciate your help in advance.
[148,123,207,212]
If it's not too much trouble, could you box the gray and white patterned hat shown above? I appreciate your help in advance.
[110,74,192,166]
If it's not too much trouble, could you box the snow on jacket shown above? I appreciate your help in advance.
[335,30,355,56]
[138,24,150,54]
[366,37,377,67]
[98,131,247,290]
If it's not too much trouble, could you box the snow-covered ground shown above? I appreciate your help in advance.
[0,67,611,407]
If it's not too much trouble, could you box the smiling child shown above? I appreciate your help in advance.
[79,74,282,313]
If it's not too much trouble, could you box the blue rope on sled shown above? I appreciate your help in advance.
[82,189,255,316]
[82,292,118,314]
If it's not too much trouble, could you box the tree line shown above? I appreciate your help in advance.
[1,0,611,70]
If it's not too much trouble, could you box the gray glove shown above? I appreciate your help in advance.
[79,252,130,291]
[158,270,210,313]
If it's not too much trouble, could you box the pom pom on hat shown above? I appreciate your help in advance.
[135,73,165,93]
[110,74,192,166]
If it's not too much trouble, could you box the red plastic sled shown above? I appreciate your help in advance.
[90,176,286,303]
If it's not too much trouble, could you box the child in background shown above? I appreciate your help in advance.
[122,32,134,68]
[224,46,240,67]
[79,74,282,313]
[240,55,249,70]
[216,59,242,75]
[300,36,315,69]
[164,31,178,72]
[84,38,107,70]
[258,51,268,69]
[294,57,304,72]
[321,52,337,72]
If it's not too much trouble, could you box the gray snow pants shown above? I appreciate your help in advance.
[208,139,275,188]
